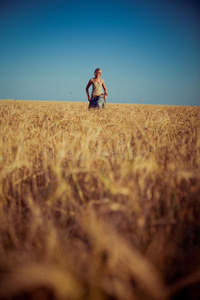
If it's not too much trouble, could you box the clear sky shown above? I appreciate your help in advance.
[0,0,199,105]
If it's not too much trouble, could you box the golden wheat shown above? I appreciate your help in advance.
[0,99,200,300]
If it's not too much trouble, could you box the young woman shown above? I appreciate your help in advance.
[86,68,108,109]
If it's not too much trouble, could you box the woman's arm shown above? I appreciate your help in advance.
[102,79,107,100]
[86,79,92,101]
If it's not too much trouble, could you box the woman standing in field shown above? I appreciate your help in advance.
[86,68,108,109]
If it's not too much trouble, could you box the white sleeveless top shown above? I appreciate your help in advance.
[91,79,103,97]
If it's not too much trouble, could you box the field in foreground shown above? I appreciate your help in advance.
[0,100,200,300]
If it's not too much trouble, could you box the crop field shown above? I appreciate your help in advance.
[0,99,200,300]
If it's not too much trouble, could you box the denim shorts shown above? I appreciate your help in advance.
[88,95,105,109]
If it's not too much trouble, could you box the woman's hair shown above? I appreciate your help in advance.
[94,68,102,75]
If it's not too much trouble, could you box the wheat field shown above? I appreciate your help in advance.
[0,99,200,300]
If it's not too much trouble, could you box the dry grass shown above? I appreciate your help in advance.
[0,99,200,300]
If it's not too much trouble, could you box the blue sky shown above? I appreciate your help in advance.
[0,0,199,105]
